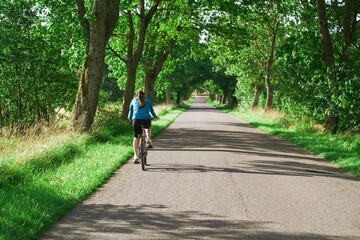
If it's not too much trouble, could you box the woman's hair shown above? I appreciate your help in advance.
[136,90,146,108]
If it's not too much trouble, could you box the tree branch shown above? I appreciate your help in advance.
[127,10,135,60]
[253,36,266,59]
[145,0,162,22]
[112,33,129,38]
[75,0,90,40]
[107,44,127,63]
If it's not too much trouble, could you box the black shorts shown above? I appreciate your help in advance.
[132,119,151,138]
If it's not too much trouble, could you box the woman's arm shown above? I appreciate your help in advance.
[148,99,158,119]
[128,100,134,120]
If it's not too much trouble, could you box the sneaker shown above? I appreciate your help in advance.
[146,138,153,148]
[133,157,140,164]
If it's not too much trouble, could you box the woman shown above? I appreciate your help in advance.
[128,90,159,164]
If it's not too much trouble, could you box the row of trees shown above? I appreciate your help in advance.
[1,0,359,133]
[202,0,360,133]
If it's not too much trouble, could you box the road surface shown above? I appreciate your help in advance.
[42,96,360,240]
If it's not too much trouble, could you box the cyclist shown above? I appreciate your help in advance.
[128,90,159,164]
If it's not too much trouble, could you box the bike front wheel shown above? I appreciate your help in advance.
[140,140,146,171]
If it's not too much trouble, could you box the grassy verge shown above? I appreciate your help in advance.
[0,102,190,240]
[210,102,360,176]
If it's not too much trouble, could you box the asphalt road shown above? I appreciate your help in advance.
[42,96,360,240]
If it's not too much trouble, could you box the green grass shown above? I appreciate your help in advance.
[0,103,190,240]
[210,102,360,176]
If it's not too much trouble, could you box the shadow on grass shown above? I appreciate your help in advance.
[0,184,77,240]
[0,143,84,187]
[41,204,354,240]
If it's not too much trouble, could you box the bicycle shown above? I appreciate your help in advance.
[138,125,148,171]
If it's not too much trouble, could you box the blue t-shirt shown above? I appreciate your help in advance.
[128,97,157,120]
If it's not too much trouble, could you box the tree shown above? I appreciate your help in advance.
[274,2,326,121]
[109,0,162,119]
[2,0,358,132]
[238,1,285,111]
[200,1,291,110]
[315,0,359,133]
[141,3,185,101]
[72,0,120,132]
[316,0,338,133]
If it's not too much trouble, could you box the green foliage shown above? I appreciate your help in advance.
[0,0,82,128]
[274,1,360,131]
[154,38,205,102]
[100,64,123,103]
[275,13,328,123]
[204,0,360,132]
[333,41,360,131]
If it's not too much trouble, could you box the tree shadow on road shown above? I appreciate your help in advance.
[150,128,359,181]
[146,161,359,181]
[42,204,353,240]
[155,127,320,159]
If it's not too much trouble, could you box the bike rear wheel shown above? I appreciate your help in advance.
[140,137,146,171]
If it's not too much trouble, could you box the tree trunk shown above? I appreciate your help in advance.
[121,63,137,119]
[143,25,178,100]
[264,74,274,111]
[341,0,356,62]
[221,91,227,105]
[166,89,171,104]
[316,0,338,134]
[72,0,119,132]
[228,95,236,107]
[252,84,262,109]
[144,49,170,101]
[176,92,180,105]
[264,20,279,112]
[144,72,155,100]
[219,95,224,105]
[0,101,3,128]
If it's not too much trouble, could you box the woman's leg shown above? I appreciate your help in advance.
[133,137,140,157]
[145,127,153,148]
[132,120,141,162]
[146,127,152,139]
